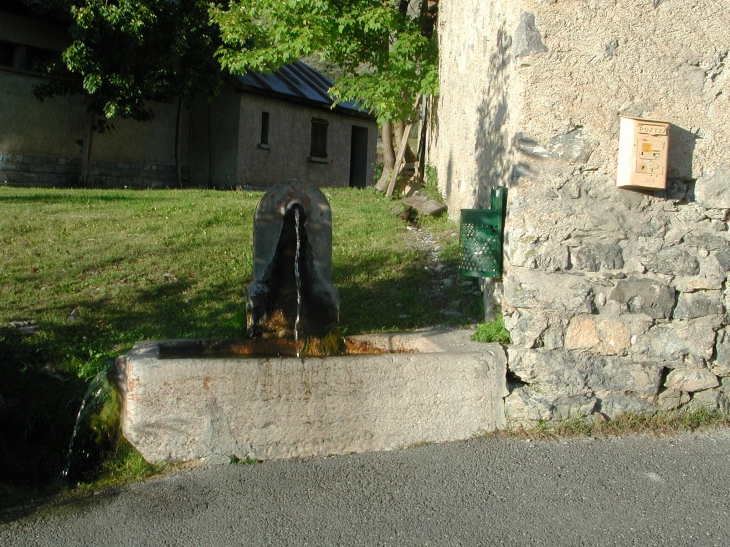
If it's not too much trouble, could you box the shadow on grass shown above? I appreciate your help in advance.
[336,251,480,333]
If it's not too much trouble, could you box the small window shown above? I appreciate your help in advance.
[310,118,328,158]
[0,41,14,68]
[25,46,53,72]
[0,41,57,72]
[260,112,270,145]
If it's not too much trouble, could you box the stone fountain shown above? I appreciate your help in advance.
[112,180,507,464]
[245,179,339,342]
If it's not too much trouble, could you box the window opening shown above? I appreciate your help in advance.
[260,112,270,145]
[0,41,14,68]
[0,40,56,72]
[25,45,52,72]
[310,118,328,158]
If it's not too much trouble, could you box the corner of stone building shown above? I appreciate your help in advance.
[437,0,730,426]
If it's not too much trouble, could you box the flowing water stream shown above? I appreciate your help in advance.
[59,368,116,483]
[294,206,302,358]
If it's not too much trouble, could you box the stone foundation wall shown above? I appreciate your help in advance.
[0,154,189,188]
[436,1,730,424]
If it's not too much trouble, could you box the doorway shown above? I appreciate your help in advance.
[349,126,368,188]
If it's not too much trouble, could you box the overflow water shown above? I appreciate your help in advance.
[294,206,302,358]
[59,368,119,483]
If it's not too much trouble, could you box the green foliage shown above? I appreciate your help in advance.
[494,408,730,440]
[95,439,169,485]
[31,0,221,125]
[212,0,438,122]
[419,163,443,203]
[86,385,120,449]
[472,315,510,345]
[230,455,260,465]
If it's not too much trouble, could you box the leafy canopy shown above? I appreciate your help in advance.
[211,0,438,123]
[32,0,221,124]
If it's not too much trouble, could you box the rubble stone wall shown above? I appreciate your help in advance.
[0,154,188,188]
[436,0,730,424]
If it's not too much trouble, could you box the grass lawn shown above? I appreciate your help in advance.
[0,186,484,494]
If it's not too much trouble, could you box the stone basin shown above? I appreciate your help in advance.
[112,329,507,464]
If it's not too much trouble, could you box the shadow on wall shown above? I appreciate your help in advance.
[667,123,698,183]
[474,24,528,208]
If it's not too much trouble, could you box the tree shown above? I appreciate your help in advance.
[212,0,439,190]
[29,0,221,187]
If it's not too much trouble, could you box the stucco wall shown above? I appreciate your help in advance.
[0,65,190,187]
[92,102,189,166]
[236,93,377,188]
[0,70,85,157]
[0,10,67,51]
[189,84,240,187]
[437,0,730,423]
[1,7,189,187]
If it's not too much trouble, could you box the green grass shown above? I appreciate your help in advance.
[472,314,510,344]
[92,440,171,486]
[0,186,482,495]
[485,407,730,440]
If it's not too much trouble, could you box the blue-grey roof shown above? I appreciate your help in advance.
[228,61,372,119]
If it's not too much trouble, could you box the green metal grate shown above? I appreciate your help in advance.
[459,187,505,278]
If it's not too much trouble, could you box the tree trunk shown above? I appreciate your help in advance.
[415,95,428,186]
[208,103,214,189]
[394,119,417,163]
[393,120,406,152]
[79,110,94,188]
[375,120,395,192]
[175,98,184,188]
[385,121,412,198]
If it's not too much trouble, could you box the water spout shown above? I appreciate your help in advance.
[246,180,339,341]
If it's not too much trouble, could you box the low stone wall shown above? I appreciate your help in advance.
[0,153,189,188]
[0,153,78,187]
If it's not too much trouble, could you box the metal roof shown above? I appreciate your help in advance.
[228,61,371,119]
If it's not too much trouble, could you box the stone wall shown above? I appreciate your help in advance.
[235,92,378,189]
[436,1,730,424]
[0,154,188,188]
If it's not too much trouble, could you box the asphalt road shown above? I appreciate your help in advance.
[2,431,729,547]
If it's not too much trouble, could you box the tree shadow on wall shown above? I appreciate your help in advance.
[474,24,530,209]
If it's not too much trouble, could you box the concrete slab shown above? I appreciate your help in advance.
[112,329,507,464]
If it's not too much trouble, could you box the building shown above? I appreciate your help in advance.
[0,0,377,189]
[435,1,730,423]
[190,63,377,189]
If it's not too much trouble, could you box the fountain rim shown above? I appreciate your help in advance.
[121,328,498,360]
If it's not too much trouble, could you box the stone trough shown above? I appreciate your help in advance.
[112,330,507,464]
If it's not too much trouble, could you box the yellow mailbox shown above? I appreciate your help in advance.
[617,116,669,190]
